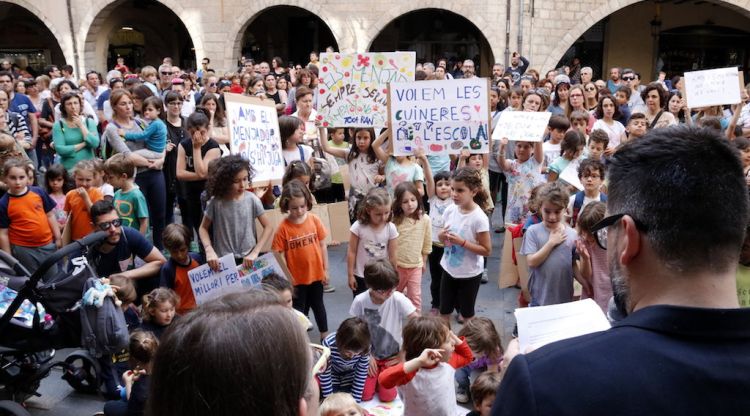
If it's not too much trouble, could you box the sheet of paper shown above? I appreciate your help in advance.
[514,298,611,352]
[559,158,583,190]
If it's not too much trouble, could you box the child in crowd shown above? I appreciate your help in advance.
[506,87,523,111]
[347,187,398,296]
[392,181,431,311]
[140,287,178,340]
[458,149,493,211]
[281,160,316,199]
[200,155,273,269]
[497,135,545,225]
[280,115,314,166]
[626,112,648,142]
[103,276,139,400]
[543,115,570,168]
[319,393,367,416]
[547,130,585,183]
[521,182,578,306]
[260,272,312,330]
[586,129,609,161]
[466,372,503,416]
[92,158,115,202]
[320,317,371,402]
[119,96,167,161]
[140,66,158,95]
[455,317,503,403]
[44,164,71,230]
[105,154,149,236]
[567,159,607,228]
[102,330,158,416]
[378,316,472,416]
[438,168,491,324]
[522,184,544,233]
[349,258,417,402]
[0,158,60,278]
[272,179,329,339]
[64,159,103,243]
[614,86,632,124]
[159,223,201,315]
[372,129,425,196]
[575,201,611,312]
[569,110,591,138]
[320,126,382,223]
[592,95,627,150]
[325,127,349,202]
[424,162,452,315]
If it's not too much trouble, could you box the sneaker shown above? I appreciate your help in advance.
[481,269,489,284]
[456,387,470,404]
[323,284,335,293]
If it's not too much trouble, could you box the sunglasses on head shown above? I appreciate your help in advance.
[97,218,122,230]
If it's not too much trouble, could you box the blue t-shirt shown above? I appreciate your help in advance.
[97,89,112,111]
[10,93,36,124]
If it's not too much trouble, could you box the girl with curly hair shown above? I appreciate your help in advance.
[199,154,273,271]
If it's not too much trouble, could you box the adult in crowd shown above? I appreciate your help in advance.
[667,91,688,124]
[286,68,317,114]
[86,200,166,299]
[264,73,287,115]
[247,76,265,96]
[580,66,593,85]
[199,93,229,153]
[148,290,319,416]
[583,82,599,112]
[641,82,677,129]
[51,92,99,170]
[493,125,750,415]
[565,84,596,130]
[102,89,167,249]
[0,70,38,165]
[131,84,154,118]
[507,52,530,85]
[548,77,570,116]
[0,89,32,155]
[82,71,107,111]
[606,67,622,94]
[163,91,189,225]
[621,68,645,113]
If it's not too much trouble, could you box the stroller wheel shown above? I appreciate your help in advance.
[62,351,101,394]
[0,400,31,416]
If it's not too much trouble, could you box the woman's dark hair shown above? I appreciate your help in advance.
[147,290,310,416]
[561,129,585,156]
[200,93,226,127]
[55,80,77,94]
[294,68,317,88]
[246,76,264,95]
[392,181,424,225]
[347,128,377,164]
[667,90,686,122]
[131,84,154,102]
[279,179,313,213]
[734,136,750,151]
[205,154,255,199]
[59,92,83,119]
[640,82,668,109]
[45,163,72,194]
[593,95,622,120]
[278,115,303,148]
[164,91,182,106]
[187,107,211,131]
[552,81,570,107]
[452,167,489,211]
[496,78,510,91]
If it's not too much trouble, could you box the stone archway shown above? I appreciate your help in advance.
[80,0,203,73]
[0,0,72,68]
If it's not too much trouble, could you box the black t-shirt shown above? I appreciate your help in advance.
[266,90,281,105]
[177,137,219,198]
[88,226,154,278]
[164,118,189,193]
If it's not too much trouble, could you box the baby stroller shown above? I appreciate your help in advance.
[0,232,108,415]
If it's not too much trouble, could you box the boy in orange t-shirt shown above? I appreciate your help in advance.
[64,160,103,242]
[272,180,329,339]
[159,223,202,314]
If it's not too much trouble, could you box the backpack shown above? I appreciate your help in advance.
[79,263,129,357]
[309,140,333,190]
[570,191,607,228]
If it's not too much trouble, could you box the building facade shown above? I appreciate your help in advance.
[2,0,750,81]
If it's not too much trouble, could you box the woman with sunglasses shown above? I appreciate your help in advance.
[583,82,599,112]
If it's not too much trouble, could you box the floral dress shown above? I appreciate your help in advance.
[504,157,544,225]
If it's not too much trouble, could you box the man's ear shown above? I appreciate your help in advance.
[619,215,641,266]
[298,397,308,416]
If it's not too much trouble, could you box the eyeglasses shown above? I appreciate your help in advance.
[209,83,217,87]
[96,218,122,230]
[585,87,596,92]
[622,76,635,81]
[310,344,330,378]
[591,213,647,250]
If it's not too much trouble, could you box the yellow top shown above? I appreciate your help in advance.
[737,264,750,308]
[394,214,432,268]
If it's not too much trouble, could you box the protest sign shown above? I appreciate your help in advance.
[254,201,351,252]
[317,52,416,127]
[188,253,290,305]
[224,93,285,184]
[388,78,491,156]
[559,159,583,191]
[684,67,742,108]
[491,111,551,143]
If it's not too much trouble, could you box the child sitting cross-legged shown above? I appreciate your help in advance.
[455,317,504,404]
[378,315,473,416]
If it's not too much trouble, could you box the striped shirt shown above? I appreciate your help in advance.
[319,332,370,402]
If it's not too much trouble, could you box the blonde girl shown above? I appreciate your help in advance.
[140,287,179,340]
[63,159,103,243]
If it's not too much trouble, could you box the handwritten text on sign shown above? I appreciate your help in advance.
[225,93,285,183]
[317,52,416,127]
[684,67,741,108]
[188,253,288,305]
[491,111,552,143]
[389,78,490,156]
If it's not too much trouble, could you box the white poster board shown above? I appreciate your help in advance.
[514,299,611,352]
[188,253,288,305]
[388,78,491,156]
[224,93,285,184]
[559,158,583,191]
[317,52,416,127]
[684,67,742,108]
[492,111,551,143]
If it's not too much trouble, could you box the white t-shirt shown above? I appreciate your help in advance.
[428,195,453,244]
[439,204,489,278]
[591,119,626,149]
[542,141,561,168]
[350,221,398,277]
[399,363,460,416]
[282,144,314,165]
[349,290,416,359]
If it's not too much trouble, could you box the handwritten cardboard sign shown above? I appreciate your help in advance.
[317,52,416,127]
[684,67,742,108]
[491,111,551,143]
[188,253,289,305]
[224,93,285,184]
[388,78,491,156]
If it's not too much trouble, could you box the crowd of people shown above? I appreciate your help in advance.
[1,49,750,416]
